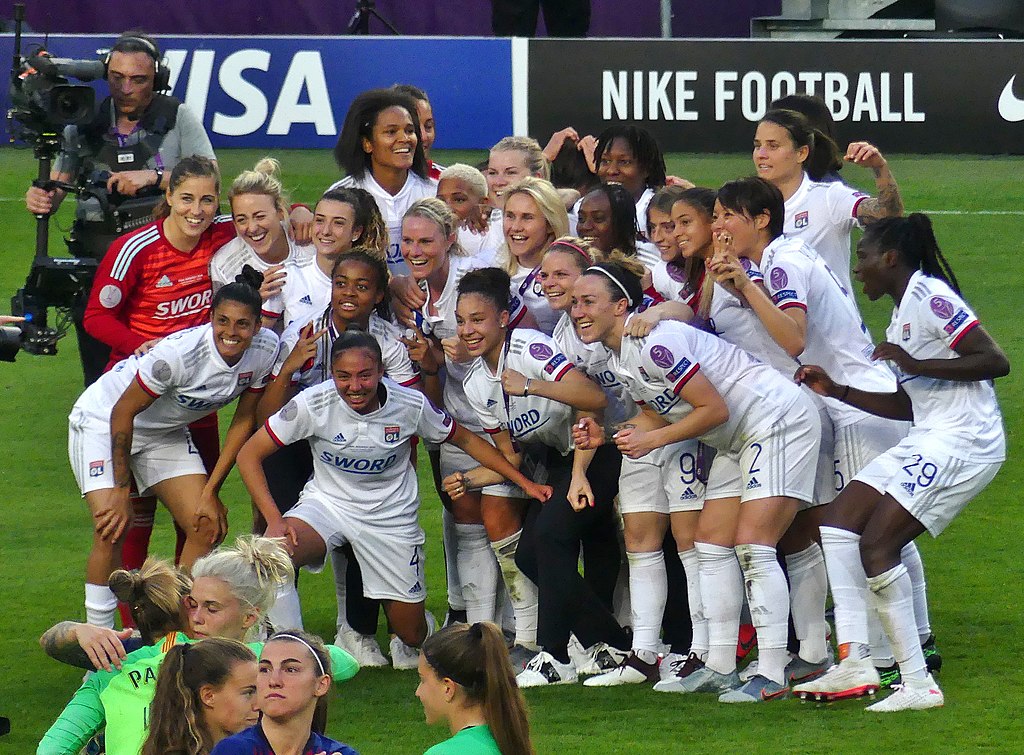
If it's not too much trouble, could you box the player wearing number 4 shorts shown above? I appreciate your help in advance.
[794,215,1008,711]
[236,330,551,653]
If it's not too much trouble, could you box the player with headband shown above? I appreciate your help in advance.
[571,262,822,702]
[450,266,628,686]
[540,236,709,687]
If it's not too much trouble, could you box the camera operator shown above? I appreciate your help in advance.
[24,31,216,385]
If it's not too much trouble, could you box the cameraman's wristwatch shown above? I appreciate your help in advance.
[153,167,164,187]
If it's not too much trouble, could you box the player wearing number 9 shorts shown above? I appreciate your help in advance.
[571,263,821,702]
[541,238,710,688]
[793,214,1008,711]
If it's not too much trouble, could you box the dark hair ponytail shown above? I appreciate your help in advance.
[422,622,534,755]
[761,108,843,182]
[861,213,961,295]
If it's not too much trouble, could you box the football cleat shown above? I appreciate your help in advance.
[516,651,578,688]
[583,651,660,687]
[654,664,740,694]
[653,653,706,691]
[334,624,388,668]
[659,652,687,681]
[389,635,421,670]
[576,642,631,676]
[508,644,539,672]
[793,657,880,701]
[785,654,831,686]
[865,674,944,712]
[922,635,943,674]
[719,674,792,703]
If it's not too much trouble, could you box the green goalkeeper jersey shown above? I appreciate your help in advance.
[37,631,359,755]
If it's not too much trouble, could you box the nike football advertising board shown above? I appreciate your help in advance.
[526,39,1024,154]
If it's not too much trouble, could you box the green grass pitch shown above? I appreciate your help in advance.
[0,147,1020,753]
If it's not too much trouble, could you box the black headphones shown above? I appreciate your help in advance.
[102,33,171,92]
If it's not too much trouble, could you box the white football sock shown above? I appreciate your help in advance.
[869,611,896,667]
[785,542,829,663]
[491,530,538,649]
[455,523,499,623]
[442,508,466,612]
[900,541,932,643]
[696,541,742,674]
[736,543,790,686]
[85,583,118,628]
[820,526,870,649]
[867,563,928,682]
[267,582,303,631]
[330,548,349,630]
[678,549,708,659]
[626,550,667,655]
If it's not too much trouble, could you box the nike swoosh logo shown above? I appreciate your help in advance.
[998,75,1024,122]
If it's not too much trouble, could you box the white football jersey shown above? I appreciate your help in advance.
[636,187,655,241]
[784,172,868,295]
[328,172,436,276]
[761,235,897,428]
[708,257,796,375]
[275,308,418,390]
[72,323,279,433]
[414,255,526,429]
[209,224,314,304]
[612,318,801,453]
[553,313,633,432]
[264,255,332,329]
[266,377,456,522]
[463,329,575,455]
[636,240,662,272]
[885,271,1005,462]
[650,260,704,308]
[457,220,504,267]
[511,262,560,335]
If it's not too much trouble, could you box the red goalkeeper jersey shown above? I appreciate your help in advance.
[84,216,235,367]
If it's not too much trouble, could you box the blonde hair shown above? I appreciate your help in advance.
[190,536,294,639]
[108,558,191,644]
[438,163,489,199]
[403,197,467,257]
[490,136,550,180]
[499,177,569,274]
[228,157,289,215]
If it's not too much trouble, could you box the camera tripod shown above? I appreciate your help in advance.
[346,0,400,34]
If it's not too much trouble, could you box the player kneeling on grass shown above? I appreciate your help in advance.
[793,214,1008,711]
[237,330,552,653]
[68,282,278,630]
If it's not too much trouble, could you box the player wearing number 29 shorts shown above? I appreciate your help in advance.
[794,214,1008,711]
